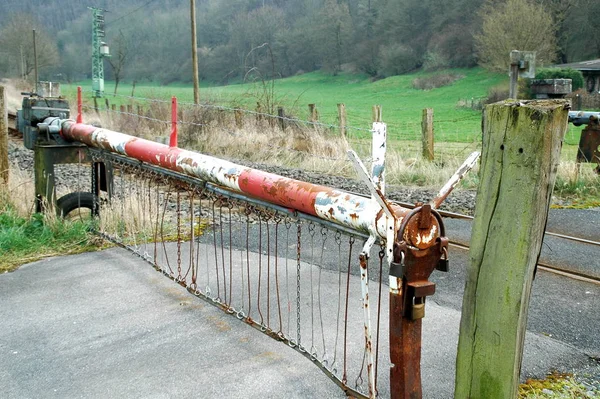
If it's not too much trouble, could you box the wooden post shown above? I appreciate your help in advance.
[93,97,99,116]
[104,98,109,111]
[190,0,200,104]
[256,102,263,123]
[455,100,568,399]
[0,86,8,185]
[111,104,116,111]
[234,109,243,129]
[137,105,142,115]
[421,108,434,161]
[127,104,133,114]
[277,106,286,130]
[372,105,382,122]
[338,103,347,137]
[308,104,319,123]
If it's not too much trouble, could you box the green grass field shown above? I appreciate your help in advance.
[63,67,584,145]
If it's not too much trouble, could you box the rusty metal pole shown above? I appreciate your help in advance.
[389,205,447,399]
[77,86,83,124]
[170,96,178,147]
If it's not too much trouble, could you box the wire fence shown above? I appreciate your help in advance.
[79,90,484,186]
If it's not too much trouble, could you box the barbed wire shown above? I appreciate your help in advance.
[81,103,367,165]
[81,89,373,133]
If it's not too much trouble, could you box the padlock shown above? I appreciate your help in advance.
[437,258,449,272]
[411,297,425,320]
[436,247,449,272]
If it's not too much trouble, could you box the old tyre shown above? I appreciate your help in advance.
[56,192,98,219]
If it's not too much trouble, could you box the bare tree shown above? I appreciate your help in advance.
[107,30,128,96]
[0,14,59,80]
[474,0,558,72]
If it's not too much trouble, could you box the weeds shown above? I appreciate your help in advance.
[519,372,599,398]
[0,169,100,273]
[412,73,465,90]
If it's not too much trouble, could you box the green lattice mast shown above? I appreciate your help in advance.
[89,7,109,98]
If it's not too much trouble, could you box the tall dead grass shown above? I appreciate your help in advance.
[78,99,600,197]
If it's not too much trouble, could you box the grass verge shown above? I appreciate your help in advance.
[0,168,101,273]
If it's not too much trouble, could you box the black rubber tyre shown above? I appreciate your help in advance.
[56,192,98,219]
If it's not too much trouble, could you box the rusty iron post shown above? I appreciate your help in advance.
[170,96,178,147]
[76,86,83,124]
[389,205,447,399]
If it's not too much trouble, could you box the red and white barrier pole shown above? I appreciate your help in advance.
[59,120,442,243]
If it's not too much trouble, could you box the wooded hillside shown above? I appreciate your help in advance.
[0,0,598,84]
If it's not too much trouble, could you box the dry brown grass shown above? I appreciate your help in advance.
[77,100,599,200]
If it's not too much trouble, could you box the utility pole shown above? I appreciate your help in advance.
[33,30,38,94]
[190,0,200,104]
[89,7,110,98]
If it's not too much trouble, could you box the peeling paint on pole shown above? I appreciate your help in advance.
[60,121,431,240]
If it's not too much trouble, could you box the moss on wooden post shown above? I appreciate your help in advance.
[455,100,568,399]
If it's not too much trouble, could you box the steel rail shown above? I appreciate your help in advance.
[449,241,600,286]
[393,199,600,247]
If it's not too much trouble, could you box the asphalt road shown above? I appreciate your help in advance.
[1,226,599,399]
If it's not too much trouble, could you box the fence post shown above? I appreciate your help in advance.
[127,104,132,114]
[455,100,568,399]
[372,105,382,123]
[234,109,243,129]
[137,105,142,116]
[277,106,286,131]
[0,86,8,184]
[93,97,99,116]
[119,105,125,113]
[338,103,347,137]
[421,108,434,161]
[308,103,319,123]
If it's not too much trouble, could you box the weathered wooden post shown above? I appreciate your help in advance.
[337,103,346,137]
[277,106,286,130]
[234,109,243,129]
[372,105,382,123]
[308,103,319,123]
[127,104,133,114]
[0,86,8,185]
[111,104,116,112]
[421,108,434,161]
[455,100,568,399]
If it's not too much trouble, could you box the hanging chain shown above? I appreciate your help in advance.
[296,220,302,349]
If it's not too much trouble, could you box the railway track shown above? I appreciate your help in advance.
[6,113,599,284]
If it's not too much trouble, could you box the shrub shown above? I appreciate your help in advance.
[535,68,584,91]
[484,85,510,104]
[378,44,420,77]
[412,73,464,90]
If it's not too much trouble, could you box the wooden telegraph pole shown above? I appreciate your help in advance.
[190,0,200,104]
[455,100,569,398]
